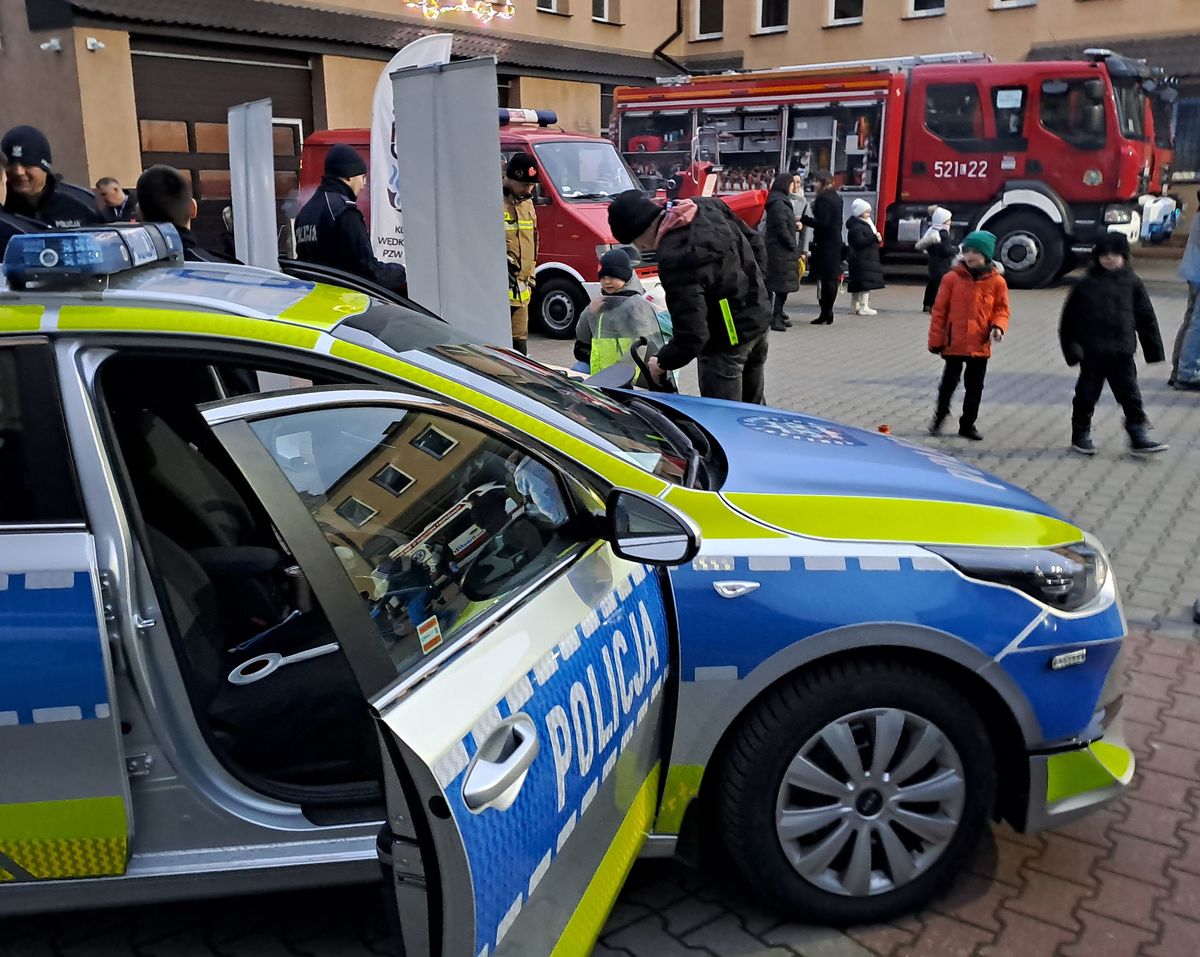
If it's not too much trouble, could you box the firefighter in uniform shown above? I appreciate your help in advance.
[294,143,406,293]
[503,152,540,355]
[1,126,103,229]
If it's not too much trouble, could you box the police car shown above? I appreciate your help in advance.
[0,225,1131,949]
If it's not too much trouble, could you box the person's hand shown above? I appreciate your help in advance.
[990,327,1004,344]
[646,355,667,383]
[929,345,944,355]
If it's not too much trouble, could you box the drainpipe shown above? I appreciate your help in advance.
[653,0,690,76]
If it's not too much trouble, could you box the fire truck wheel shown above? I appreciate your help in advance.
[533,277,588,339]
[991,213,1064,289]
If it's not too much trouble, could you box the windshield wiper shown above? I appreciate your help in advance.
[628,397,702,489]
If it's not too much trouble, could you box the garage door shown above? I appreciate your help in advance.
[131,39,314,252]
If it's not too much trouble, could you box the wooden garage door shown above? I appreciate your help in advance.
[131,40,314,252]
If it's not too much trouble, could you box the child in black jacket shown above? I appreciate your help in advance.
[1059,233,1167,455]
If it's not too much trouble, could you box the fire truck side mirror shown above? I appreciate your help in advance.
[1084,79,1106,102]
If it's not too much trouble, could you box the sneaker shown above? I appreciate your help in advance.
[1128,424,1168,454]
[958,425,984,441]
[928,413,947,435]
[1070,430,1096,455]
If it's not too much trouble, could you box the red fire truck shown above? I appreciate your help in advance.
[616,50,1172,288]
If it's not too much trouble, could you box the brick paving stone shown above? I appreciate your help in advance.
[1147,912,1200,957]
[842,924,917,957]
[1125,719,1158,756]
[1003,870,1088,932]
[1131,653,1189,680]
[1080,869,1168,932]
[1058,910,1156,957]
[1113,797,1191,847]
[1022,833,1106,889]
[969,834,1045,886]
[1137,742,1200,781]
[602,914,711,957]
[681,914,798,956]
[892,914,993,957]
[1172,671,1200,698]
[764,923,880,956]
[1174,829,1200,874]
[662,897,728,937]
[1100,831,1178,887]
[977,910,1074,957]
[1045,806,1123,850]
[1158,866,1200,919]
[1153,715,1200,750]
[1122,693,1168,728]
[1128,767,1197,811]
[1128,670,1176,702]
[928,872,1020,933]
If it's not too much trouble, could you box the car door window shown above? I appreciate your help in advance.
[247,404,578,678]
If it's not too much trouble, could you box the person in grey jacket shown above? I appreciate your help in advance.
[1172,190,1200,390]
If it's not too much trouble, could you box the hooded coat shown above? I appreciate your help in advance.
[763,188,801,295]
[928,261,1011,358]
[653,197,771,371]
[1059,262,1164,366]
[574,275,667,380]
[845,216,885,293]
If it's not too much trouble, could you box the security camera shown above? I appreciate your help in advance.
[85,36,105,52]
[39,37,62,53]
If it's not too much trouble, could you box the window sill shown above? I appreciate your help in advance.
[752,25,789,36]
[824,17,864,28]
[902,9,946,19]
[592,17,623,25]
[990,0,1037,9]
[536,8,572,17]
[691,32,724,42]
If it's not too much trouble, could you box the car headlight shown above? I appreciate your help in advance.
[1104,207,1134,224]
[928,541,1108,612]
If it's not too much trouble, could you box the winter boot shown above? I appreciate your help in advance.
[928,411,948,435]
[1127,423,1168,454]
[858,292,878,316]
[512,338,528,356]
[1070,428,1096,455]
[770,314,789,332]
[958,424,984,441]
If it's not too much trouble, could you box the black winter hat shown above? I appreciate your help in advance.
[1093,231,1132,260]
[598,248,633,283]
[1,126,52,172]
[324,143,367,179]
[505,152,539,184]
[607,190,662,244]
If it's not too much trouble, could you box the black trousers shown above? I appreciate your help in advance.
[1072,354,1147,430]
[936,356,988,428]
[697,333,768,404]
[923,277,941,311]
[817,279,839,321]
[772,292,788,317]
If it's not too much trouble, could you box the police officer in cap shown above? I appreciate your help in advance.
[1,125,103,229]
[295,143,406,293]
[504,152,539,355]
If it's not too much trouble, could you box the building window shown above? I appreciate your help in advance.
[757,0,788,32]
[335,497,377,528]
[372,464,415,497]
[828,0,863,26]
[696,0,723,38]
[410,424,458,460]
[592,0,614,20]
[1174,99,1200,184]
[925,83,984,142]
[537,0,558,11]
[907,0,946,16]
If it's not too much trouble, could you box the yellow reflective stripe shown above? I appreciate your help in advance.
[719,298,738,346]
[723,492,1083,548]
[0,867,13,882]
[1045,741,1133,805]
[278,283,370,331]
[665,487,787,540]
[0,304,44,332]
[57,306,322,349]
[509,288,532,304]
[328,339,668,495]
[655,764,703,834]
[550,764,659,957]
[0,795,127,878]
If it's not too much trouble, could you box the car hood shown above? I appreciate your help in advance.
[647,394,1065,521]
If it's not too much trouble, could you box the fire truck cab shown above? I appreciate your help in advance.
[617,50,1170,288]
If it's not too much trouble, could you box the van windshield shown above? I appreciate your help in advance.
[533,140,640,201]
[1112,79,1147,141]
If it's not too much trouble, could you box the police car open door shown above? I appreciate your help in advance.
[203,389,691,957]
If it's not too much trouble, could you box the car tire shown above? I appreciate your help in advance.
[991,213,1064,289]
[718,658,996,926]
[533,277,588,339]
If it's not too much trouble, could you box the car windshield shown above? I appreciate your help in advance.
[532,140,640,201]
[1112,79,1147,140]
[334,315,688,483]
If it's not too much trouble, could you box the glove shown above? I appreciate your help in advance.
[929,345,944,355]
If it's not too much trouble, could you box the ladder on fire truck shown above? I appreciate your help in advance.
[656,51,992,86]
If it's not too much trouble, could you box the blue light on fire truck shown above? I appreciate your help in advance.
[3,223,183,285]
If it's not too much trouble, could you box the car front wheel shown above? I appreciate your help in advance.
[718,658,996,926]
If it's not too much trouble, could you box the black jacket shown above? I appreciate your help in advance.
[802,189,844,281]
[100,189,138,223]
[655,198,771,370]
[1059,265,1165,366]
[4,177,104,229]
[845,217,885,293]
[178,225,239,264]
[925,232,957,283]
[763,191,800,295]
[295,177,406,293]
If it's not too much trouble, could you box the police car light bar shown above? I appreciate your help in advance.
[499,108,558,128]
[3,223,184,288]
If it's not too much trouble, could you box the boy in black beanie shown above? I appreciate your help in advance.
[574,248,666,384]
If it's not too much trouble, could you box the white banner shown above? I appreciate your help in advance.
[370,34,454,264]
[228,98,278,271]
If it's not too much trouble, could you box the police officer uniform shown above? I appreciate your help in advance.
[294,144,406,293]
[1,126,103,229]
[504,152,540,355]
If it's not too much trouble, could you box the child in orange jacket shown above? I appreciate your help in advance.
[927,231,1010,441]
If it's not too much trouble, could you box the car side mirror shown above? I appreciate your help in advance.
[606,489,700,566]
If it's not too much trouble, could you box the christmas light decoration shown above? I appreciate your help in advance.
[405,1,516,23]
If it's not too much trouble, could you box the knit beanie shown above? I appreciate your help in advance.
[1093,231,1131,261]
[505,152,539,184]
[961,230,997,262]
[607,190,663,244]
[324,143,367,179]
[1,126,52,172]
[851,198,872,218]
[598,248,633,283]
[931,207,952,228]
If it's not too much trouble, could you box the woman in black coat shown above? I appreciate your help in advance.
[845,198,884,315]
[764,172,802,331]
[801,170,844,324]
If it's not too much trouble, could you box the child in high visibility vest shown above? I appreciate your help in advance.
[574,249,668,385]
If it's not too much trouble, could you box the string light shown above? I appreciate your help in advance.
[405,1,516,23]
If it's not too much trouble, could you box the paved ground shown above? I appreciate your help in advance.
[6,261,1200,957]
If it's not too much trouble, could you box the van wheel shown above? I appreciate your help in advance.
[992,213,1063,289]
[718,659,996,926]
[534,278,587,339]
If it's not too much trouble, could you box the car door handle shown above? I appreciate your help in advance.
[462,714,540,812]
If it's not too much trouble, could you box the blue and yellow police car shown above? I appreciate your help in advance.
[0,225,1131,952]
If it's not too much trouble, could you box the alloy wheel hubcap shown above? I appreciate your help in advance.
[774,707,966,897]
[999,233,1040,273]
